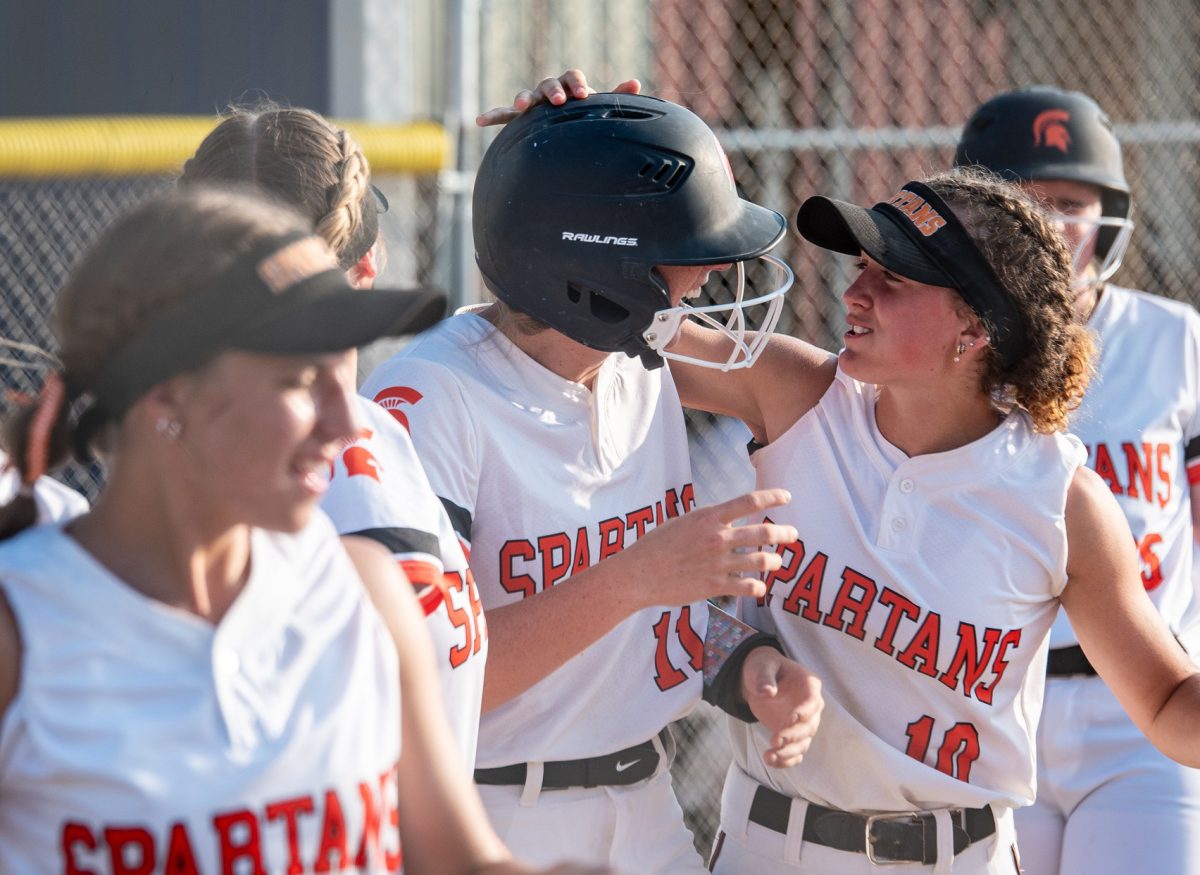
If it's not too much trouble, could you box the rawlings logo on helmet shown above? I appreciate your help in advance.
[561,232,639,246]
[1032,109,1072,154]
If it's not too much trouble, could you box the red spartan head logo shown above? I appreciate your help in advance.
[373,385,424,432]
[1032,109,1072,154]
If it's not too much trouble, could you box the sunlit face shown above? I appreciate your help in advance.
[1019,178,1104,278]
[839,256,969,385]
[172,350,359,533]
[656,262,733,306]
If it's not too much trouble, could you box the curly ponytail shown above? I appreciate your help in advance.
[924,168,1095,433]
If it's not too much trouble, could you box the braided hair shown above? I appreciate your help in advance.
[180,104,377,268]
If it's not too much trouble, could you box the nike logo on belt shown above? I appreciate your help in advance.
[614,759,641,772]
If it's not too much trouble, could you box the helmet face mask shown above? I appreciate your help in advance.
[644,255,794,370]
[1046,210,1135,288]
[473,93,787,369]
[954,85,1134,287]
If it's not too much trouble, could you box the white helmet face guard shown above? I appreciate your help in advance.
[642,254,794,371]
[1048,211,1135,288]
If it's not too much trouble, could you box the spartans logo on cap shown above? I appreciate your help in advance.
[1032,109,1072,154]
[886,190,947,237]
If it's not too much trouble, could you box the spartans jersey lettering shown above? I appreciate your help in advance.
[0,515,402,873]
[57,771,400,874]
[322,396,487,768]
[499,484,695,596]
[361,313,706,767]
[1055,287,1200,647]
[761,539,1022,705]
[731,367,1084,812]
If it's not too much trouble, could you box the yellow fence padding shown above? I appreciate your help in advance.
[0,116,451,178]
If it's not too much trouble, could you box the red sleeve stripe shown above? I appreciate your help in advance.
[1187,460,1200,486]
[400,559,447,617]
[416,584,445,617]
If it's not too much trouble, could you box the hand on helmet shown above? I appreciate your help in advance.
[476,69,641,127]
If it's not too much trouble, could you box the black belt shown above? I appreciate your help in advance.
[474,729,671,790]
[1047,644,1097,676]
[748,784,996,865]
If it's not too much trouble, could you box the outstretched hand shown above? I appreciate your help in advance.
[476,68,641,126]
[614,488,797,610]
[741,646,823,769]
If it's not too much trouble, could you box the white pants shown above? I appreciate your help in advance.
[1014,674,1200,875]
[710,764,1020,874]
[477,768,707,874]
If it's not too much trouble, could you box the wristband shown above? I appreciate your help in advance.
[702,604,784,722]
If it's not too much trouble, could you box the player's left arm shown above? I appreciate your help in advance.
[1186,439,1200,545]
[345,536,613,875]
[1191,480,1200,546]
[1061,466,1200,766]
[703,605,823,768]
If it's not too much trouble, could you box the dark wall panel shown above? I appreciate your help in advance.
[0,0,330,116]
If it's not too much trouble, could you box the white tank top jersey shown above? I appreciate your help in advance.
[0,513,402,874]
[361,312,707,768]
[1052,286,1200,649]
[322,395,487,768]
[730,367,1086,813]
[0,451,89,523]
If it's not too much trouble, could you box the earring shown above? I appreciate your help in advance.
[953,342,965,363]
[155,417,182,440]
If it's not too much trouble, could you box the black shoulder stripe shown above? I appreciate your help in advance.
[349,526,440,558]
[438,497,473,543]
[1186,435,1200,464]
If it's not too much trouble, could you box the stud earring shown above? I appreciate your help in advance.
[953,342,965,363]
[155,417,182,440]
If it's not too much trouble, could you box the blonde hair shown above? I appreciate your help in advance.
[180,104,375,268]
[924,168,1095,433]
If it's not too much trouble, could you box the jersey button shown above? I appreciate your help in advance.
[890,517,908,532]
[899,478,915,494]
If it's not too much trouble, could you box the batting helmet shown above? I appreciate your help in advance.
[473,93,790,369]
[954,86,1133,284]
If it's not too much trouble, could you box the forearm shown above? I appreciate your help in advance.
[1143,672,1200,768]
[481,550,643,711]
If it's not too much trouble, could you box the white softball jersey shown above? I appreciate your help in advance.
[1054,286,1200,649]
[322,396,487,769]
[0,450,89,523]
[731,367,1085,812]
[0,513,402,874]
[361,312,707,768]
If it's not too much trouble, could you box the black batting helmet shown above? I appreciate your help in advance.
[472,93,787,368]
[954,86,1132,274]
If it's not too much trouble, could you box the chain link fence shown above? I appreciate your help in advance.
[0,172,439,500]
[474,0,1200,857]
[2,0,1199,861]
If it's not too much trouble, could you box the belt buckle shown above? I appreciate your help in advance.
[864,811,923,866]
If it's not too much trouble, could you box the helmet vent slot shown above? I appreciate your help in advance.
[588,290,629,324]
[566,284,582,304]
[547,107,659,126]
[636,157,688,192]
